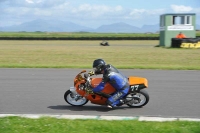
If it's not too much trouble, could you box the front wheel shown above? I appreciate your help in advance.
[64,90,88,106]
[126,89,149,108]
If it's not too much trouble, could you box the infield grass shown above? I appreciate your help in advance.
[0,117,200,133]
[0,40,200,70]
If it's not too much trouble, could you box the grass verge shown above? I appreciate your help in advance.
[0,117,200,133]
[0,40,200,70]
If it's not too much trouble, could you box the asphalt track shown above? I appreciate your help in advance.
[0,68,200,118]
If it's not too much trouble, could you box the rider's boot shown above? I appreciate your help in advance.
[106,100,114,108]
[107,104,113,108]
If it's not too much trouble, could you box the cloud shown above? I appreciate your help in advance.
[25,0,42,4]
[38,0,67,8]
[171,5,193,12]
[0,1,199,28]
[25,0,34,4]
[170,4,200,22]
[70,4,124,18]
[128,8,166,20]
[3,0,66,8]
[0,2,166,27]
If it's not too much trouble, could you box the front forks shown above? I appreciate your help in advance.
[69,87,82,101]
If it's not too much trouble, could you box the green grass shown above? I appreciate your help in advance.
[0,40,200,69]
[0,117,200,133]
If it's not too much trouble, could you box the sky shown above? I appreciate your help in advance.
[0,0,200,28]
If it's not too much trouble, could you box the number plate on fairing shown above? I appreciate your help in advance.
[130,84,146,92]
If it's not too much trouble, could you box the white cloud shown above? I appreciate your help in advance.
[44,4,125,20]
[0,1,199,28]
[25,0,42,4]
[171,5,193,12]
[71,4,123,17]
[130,9,146,15]
[33,8,52,16]
[115,6,123,12]
[36,0,42,3]
[128,8,166,20]
[26,0,34,4]
[130,8,166,16]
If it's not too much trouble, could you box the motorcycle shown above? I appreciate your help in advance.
[64,70,149,108]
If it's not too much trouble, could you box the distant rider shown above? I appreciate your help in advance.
[91,59,129,108]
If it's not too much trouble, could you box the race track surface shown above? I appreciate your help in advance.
[0,68,200,118]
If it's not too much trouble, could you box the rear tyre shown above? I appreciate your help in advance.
[126,89,149,108]
[64,90,88,106]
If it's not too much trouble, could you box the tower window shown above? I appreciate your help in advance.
[172,15,192,25]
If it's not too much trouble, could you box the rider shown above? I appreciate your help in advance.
[91,59,129,108]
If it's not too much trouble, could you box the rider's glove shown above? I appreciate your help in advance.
[88,71,95,76]
[88,88,94,94]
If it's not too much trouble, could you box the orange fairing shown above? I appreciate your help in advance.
[128,76,148,88]
[74,77,115,105]
[75,80,86,96]
[87,78,115,105]
[90,78,102,88]
[74,74,85,86]
[91,78,116,94]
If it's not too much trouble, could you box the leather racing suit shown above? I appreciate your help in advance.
[92,64,129,107]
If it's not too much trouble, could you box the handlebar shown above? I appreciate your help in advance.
[74,70,94,90]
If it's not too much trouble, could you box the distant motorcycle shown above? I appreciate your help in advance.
[100,41,109,46]
[64,70,149,108]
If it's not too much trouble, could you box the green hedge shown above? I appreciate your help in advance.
[0,37,159,40]
[0,36,199,40]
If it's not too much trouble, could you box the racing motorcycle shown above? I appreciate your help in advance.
[64,70,149,108]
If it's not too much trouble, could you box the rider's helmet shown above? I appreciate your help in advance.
[93,59,106,74]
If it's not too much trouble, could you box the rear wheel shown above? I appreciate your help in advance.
[64,90,88,106]
[126,89,149,108]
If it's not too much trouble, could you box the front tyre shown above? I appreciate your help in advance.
[127,89,149,108]
[64,90,88,106]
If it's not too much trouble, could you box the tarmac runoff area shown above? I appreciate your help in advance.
[0,114,200,122]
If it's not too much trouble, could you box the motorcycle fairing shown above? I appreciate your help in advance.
[73,78,110,105]
[128,76,148,88]
[91,78,116,94]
